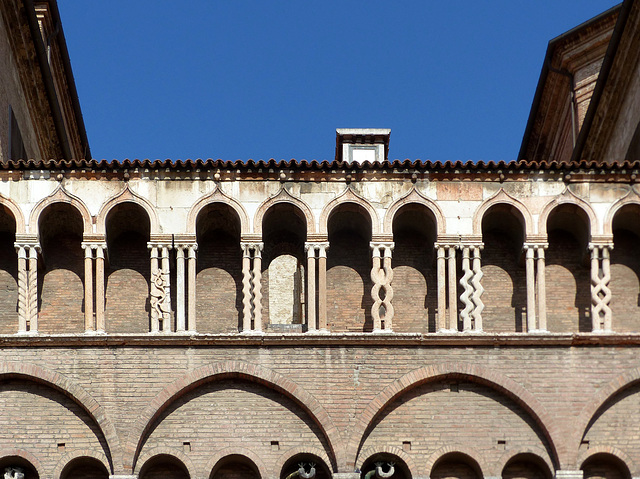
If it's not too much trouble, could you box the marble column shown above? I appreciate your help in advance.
[536,245,548,332]
[95,244,106,332]
[370,242,394,332]
[318,243,328,331]
[524,244,537,332]
[435,244,447,331]
[175,246,186,332]
[187,245,197,332]
[15,245,28,333]
[81,243,94,332]
[27,245,39,333]
[590,243,613,332]
[305,243,317,331]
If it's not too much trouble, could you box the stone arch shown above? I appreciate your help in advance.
[603,187,640,236]
[96,184,159,234]
[134,448,196,478]
[0,360,120,473]
[53,450,111,478]
[206,448,267,479]
[538,188,598,237]
[124,360,342,473]
[29,184,92,236]
[0,448,44,477]
[495,447,554,479]
[0,194,25,234]
[383,187,445,236]
[254,187,315,235]
[355,445,417,474]
[425,447,487,478]
[319,187,380,235]
[187,186,250,236]
[347,362,558,470]
[472,188,533,237]
[275,446,334,477]
[574,366,640,465]
[579,447,635,477]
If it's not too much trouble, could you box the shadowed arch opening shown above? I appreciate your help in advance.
[280,453,331,479]
[38,203,85,333]
[105,202,151,333]
[610,204,640,331]
[60,456,109,479]
[0,205,17,334]
[431,452,482,479]
[196,203,242,333]
[582,453,631,479]
[0,456,40,479]
[545,204,591,332]
[327,203,372,332]
[391,204,437,332]
[211,454,261,479]
[139,454,189,479]
[360,453,411,479]
[625,119,640,162]
[502,453,552,479]
[481,204,527,332]
[262,203,307,330]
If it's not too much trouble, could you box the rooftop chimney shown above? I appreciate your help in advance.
[335,128,390,164]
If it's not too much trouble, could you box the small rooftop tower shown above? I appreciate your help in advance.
[336,128,390,164]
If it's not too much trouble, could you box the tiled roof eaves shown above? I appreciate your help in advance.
[3,158,640,171]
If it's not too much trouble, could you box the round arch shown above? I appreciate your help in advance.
[347,362,559,470]
[134,449,196,478]
[355,445,416,475]
[53,450,111,478]
[579,447,634,477]
[383,188,445,236]
[0,194,25,234]
[275,446,334,477]
[124,360,342,473]
[96,185,159,235]
[206,448,267,479]
[603,189,640,236]
[29,185,92,236]
[254,187,315,236]
[538,190,598,236]
[495,448,554,479]
[187,186,250,236]
[472,189,534,237]
[0,360,120,472]
[0,448,44,477]
[425,447,487,478]
[319,187,380,236]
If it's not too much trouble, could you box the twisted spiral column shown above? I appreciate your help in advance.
[470,245,484,331]
[459,246,473,332]
[27,245,39,333]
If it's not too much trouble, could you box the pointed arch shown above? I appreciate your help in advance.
[472,188,533,237]
[206,448,267,479]
[604,186,640,236]
[319,187,379,235]
[254,187,315,236]
[187,186,250,236]
[538,188,598,236]
[383,187,445,235]
[124,360,342,473]
[0,194,25,234]
[347,362,559,470]
[29,184,92,236]
[96,184,159,234]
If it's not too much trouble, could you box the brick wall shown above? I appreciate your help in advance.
[610,229,640,332]
[61,459,108,479]
[431,460,478,479]
[502,459,549,479]
[139,459,188,479]
[213,463,259,479]
[0,232,17,334]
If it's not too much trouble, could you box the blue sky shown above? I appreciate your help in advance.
[58,1,618,162]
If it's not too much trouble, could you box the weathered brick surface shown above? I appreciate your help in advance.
[431,460,478,479]
[0,232,17,334]
[610,229,640,332]
[502,459,549,479]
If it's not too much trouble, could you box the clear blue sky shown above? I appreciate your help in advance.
[58,1,618,162]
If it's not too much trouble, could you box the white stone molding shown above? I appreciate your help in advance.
[383,186,446,236]
[370,242,394,332]
[0,194,26,234]
[472,188,534,237]
[318,186,380,235]
[186,185,250,236]
[603,186,640,236]
[29,183,93,235]
[254,186,316,235]
[590,242,614,332]
[96,184,160,234]
[538,187,599,236]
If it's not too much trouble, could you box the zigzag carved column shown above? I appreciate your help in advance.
[240,241,264,334]
[590,240,614,332]
[14,244,29,333]
[459,241,483,332]
[370,241,394,332]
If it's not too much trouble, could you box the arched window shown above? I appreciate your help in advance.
[0,205,17,333]
[139,454,189,479]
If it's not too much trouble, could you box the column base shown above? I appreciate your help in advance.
[15,330,38,336]
[84,329,107,336]
[372,328,394,334]
[555,471,583,479]
[240,330,265,335]
[332,474,360,479]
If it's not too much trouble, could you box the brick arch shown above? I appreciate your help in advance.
[383,187,445,236]
[538,188,598,236]
[0,194,25,234]
[29,184,93,236]
[578,446,635,476]
[275,446,335,476]
[124,360,343,474]
[0,360,121,473]
[96,184,159,234]
[0,447,45,476]
[254,187,315,235]
[206,447,268,479]
[52,450,111,478]
[603,187,640,236]
[574,366,640,468]
[424,446,488,478]
[134,448,196,478]
[355,445,417,476]
[494,447,554,478]
[319,187,380,236]
[472,188,534,237]
[187,186,250,236]
[347,362,559,470]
